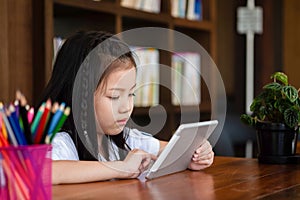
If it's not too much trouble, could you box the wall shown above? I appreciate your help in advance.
[0,0,33,103]
[216,0,235,97]
[284,0,300,88]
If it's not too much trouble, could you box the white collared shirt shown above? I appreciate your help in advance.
[51,128,160,161]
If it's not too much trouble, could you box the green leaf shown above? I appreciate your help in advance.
[277,100,293,113]
[250,98,261,112]
[282,86,298,103]
[270,72,288,85]
[274,99,281,109]
[263,82,282,91]
[258,106,267,120]
[240,114,255,126]
[284,107,299,128]
[295,98,300,107]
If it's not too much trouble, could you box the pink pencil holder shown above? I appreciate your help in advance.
[0,144,52,200]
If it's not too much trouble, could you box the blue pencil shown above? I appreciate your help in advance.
[47,102,65,136]
[8,104,27,145]
[6,111,24,145]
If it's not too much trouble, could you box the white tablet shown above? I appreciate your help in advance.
[145,120,218,180]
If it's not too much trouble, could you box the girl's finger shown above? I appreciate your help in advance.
[196,140,212,153]
[193,151,214,162]
[196,143,212,155]
[195,158,213,166]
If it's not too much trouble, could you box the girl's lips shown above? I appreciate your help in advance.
[117,119,127,125]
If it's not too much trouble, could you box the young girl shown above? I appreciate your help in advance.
[37,31,214,184]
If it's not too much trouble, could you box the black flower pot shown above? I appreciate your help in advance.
[256,122,299,164]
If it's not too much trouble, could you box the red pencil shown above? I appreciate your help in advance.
[34,99,51,144]
[0,134,31,199]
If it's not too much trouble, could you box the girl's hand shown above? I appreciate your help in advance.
[121,149,157,178]
[188,140,214,171]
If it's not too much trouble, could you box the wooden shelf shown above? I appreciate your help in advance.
[120,8,170,24]
[54,0,213,30]
[54,0,117,15]
[173,18,213,31]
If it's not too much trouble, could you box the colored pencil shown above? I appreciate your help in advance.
[8,105,27,145]
[40,102,59,144]
[30,103,45,136]
[0,114,6,140]
[6,110,24,145]
[1,155,28,199]
[34,100,51,144]
[49,106,70,143]
[0,153,7,199]
[13,100,19,118]
[0,114,2,131]
[17,91,32,144]
[0,135,31,199]
[1,120,8,140]
[0,103,18,146]
[27,107,34,124]
[47,102,65,136]
[0,120,32,192]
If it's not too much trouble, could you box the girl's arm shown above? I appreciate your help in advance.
[52,160,125,184]
[52,149,156,184]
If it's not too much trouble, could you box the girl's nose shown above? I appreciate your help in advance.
[119,97,133,113]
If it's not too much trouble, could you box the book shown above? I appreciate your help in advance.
[171,52,201,106]
[171,0,186,18]
[121,0,161,13]
[171,0,202,20]
[132,47,160,107]
[187,0,202,20]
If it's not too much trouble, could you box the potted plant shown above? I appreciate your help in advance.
[241,72,300,164]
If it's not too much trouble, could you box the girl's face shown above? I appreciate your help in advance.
[94,62,136,135]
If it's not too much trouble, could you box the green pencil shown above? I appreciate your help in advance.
[30,103,45,135]
[48,107,70,143]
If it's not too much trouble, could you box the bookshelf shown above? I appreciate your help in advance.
[43,0,217,140]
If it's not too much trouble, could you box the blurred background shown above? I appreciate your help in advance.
[0,0,299,157]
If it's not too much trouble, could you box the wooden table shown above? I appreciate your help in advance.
[52,156,300,199]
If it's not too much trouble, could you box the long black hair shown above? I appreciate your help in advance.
[36,31,136,160]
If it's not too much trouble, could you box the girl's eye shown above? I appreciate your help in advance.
[108,96,119,100]
[129,93,136,97]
